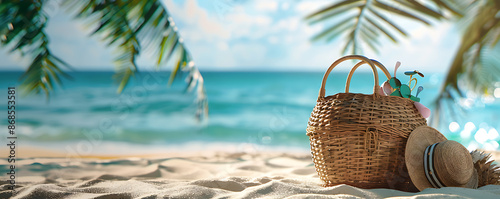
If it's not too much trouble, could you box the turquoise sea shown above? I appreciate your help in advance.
[0,71,499,155]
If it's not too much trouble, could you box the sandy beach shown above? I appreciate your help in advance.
[1,148,499,199]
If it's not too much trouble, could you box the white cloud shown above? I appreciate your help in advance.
[162,0,277,68]
[164,0,231,42]
[217,42,229,51]
[281,2,290,10]
[231,43,268,66]
[275,17,300,32]
[155,0,458,72]
[228,8,272,26]
[0,49,29,69]
[295,1,331,13]
[255,1,278,12]
[222,6,272,40]
[268,36,278,44]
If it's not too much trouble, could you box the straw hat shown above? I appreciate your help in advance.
[405,126,478,191]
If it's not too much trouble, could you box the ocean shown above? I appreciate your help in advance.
[0,70,499,155]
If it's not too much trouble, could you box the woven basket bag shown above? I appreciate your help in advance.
[306,55,427,191]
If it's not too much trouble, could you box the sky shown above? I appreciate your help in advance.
[0,0,461,72]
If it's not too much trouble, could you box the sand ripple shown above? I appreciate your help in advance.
[2,152,500,199]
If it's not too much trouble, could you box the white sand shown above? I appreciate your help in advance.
[1,150,500,198]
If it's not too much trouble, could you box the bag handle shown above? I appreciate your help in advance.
[319,55,387,98]
[345,59,392,93]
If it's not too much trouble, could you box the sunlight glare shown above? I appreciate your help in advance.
[488,128,499,140]
[449,122,460,132]
[482,95,495,104]
[458,98,473,109]
[483,141,499,151]
[467,142,478,151]
[474,128,488,144]
[464,122,475,131]
[460,130,471,139]
[495,88,500,98]
[492,141,499,149]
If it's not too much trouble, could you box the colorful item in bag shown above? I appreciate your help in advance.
[414,102,430,118]
[380,81,393,96]
[416,86,424,97]
[380,62,430,118]
[404,70,425,77]
[383,61,424,102]
[388,63,420,102]
[405,70,424,92]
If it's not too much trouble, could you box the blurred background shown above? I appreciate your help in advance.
[1,0,499,156]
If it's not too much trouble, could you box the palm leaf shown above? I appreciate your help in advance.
[306,0,458,55]
[305,0,364,24]
[1,0,208,120]
[311,14,356,42]
[431,0,500,128]
[433,0,465,17]
[64,0,208,120]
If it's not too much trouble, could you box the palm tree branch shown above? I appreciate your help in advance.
[431,0,465,17]
[168,46,186,86]
[324,22,356,42]
[439,4,500,95]
[65,0,208,119]
[306,3,363,25]
[342,32,355,54]
[372,0,432,25]
[311,14,357,41]
[364,16,397,43]
[360,30,380,53]
[307,0,450,56]
[368,7,408,36]
[361,22,380,39]
[394,0,444,20]
[1,1,70,97]
[432,1,500,127]
[351,3,371,54]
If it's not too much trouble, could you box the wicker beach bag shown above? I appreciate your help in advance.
[306,55,427,191]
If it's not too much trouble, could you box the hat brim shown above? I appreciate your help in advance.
[405,126,447,191]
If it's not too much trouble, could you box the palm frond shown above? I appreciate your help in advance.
[0,0,71,97]
[64,0,208,120]
[432,0,467,17]
[1,0,208,119]
[431,0,500,127]
[306,0,458,54]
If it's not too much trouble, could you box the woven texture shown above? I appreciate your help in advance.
[306,55,427,191]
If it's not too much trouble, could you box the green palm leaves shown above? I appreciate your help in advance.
[0,0,71,97]
[66,0,192,92]
[434,0,500,126]
[0,0,207,119]
[440,0,500,95]
[306,0,454,54]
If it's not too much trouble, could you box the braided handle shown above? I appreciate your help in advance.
[319,55,380,99]
[345,59,392,93]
